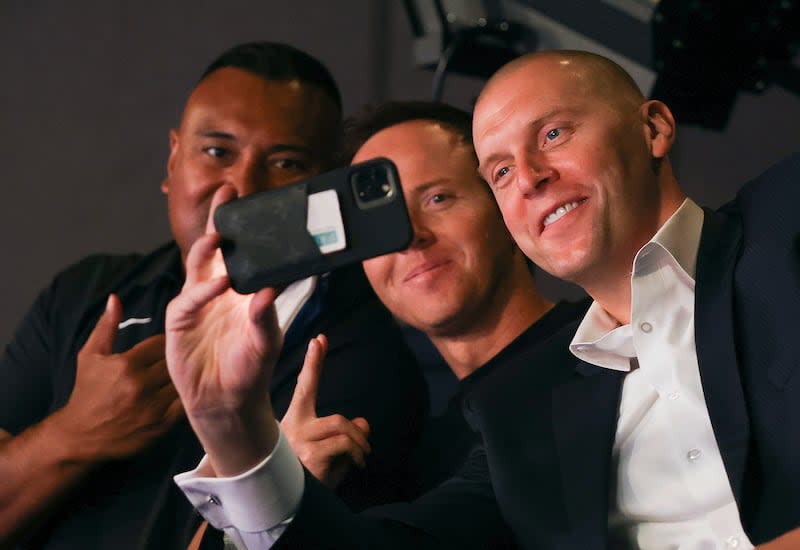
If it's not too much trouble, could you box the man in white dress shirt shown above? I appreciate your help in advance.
[166,50,800,549]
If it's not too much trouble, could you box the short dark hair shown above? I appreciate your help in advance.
[340,100,472,164]
[199,41,342,113]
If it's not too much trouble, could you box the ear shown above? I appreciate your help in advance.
[640,100,676,159]
[163,128,179,194]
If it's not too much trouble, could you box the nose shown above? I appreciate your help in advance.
[406,209,434,251]
[516,156,556,196]
[229,154,266,197]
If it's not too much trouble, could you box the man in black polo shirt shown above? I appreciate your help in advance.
[0,42,426,549]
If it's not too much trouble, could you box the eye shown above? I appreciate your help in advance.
[494,166,510,183]
[203,146,229,159]
[545,128,561,141]
[423,191,453,210]
[272,158,308,171]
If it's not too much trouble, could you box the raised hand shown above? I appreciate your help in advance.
[165,184,283,476]
[56,293,182,460]
[282,334,372,488]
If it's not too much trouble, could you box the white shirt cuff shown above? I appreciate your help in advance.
[174,425,304,533]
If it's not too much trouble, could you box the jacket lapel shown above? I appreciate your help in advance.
[552,359,624,540]
[694,207,750,503]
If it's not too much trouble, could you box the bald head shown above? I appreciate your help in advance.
[478,50,645,118]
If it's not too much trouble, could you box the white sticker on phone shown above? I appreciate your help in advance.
[307,189,347,254]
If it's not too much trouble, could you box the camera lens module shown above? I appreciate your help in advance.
[351,162,396,209]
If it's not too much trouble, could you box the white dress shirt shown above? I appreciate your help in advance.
[571,199,752,550]
[175,276,316,549]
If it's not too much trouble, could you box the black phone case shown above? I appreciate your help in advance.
[213,158,413,293]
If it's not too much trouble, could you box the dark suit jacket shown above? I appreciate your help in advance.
[277,154,800,549]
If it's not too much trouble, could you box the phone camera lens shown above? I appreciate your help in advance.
[351,162,395,209]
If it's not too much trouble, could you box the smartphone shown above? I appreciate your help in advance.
[213,157,413,293]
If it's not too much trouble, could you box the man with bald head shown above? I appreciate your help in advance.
[168,51,800,549]
[471,50,800,548]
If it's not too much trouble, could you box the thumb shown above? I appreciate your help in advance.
[286,334,328,420]
[207,184,237,235]
[84,294,122,355]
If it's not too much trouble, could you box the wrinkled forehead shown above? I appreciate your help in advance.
[179,69,341,158]
[473,56,639,152]
[352,121,488,197]
[184,68,339,126]
[476,58,581,117]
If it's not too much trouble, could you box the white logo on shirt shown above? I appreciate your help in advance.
[118,317,153,330]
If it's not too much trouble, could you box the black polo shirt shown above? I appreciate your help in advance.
[3,242,183,436]
[404,298,592,498]
[1,242,427,549]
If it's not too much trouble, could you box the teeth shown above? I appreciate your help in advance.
[543,201,580,227]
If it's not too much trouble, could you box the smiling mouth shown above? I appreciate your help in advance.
[403,261,448,283]
[543,199,585,228]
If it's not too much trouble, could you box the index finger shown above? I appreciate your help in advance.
[287,334,329,419]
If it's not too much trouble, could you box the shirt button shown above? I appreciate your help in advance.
[640,322,653,333]
[687,448,702,462]
[667,391,679,400]
[207,495,220,505]
[725,536,740,548]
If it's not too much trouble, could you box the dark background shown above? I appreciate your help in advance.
[2,0,799,345]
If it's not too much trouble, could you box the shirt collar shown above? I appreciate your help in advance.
[569,198,704,369]
[647,198,704,280]
[274,276,317,335]
[571,303,636,371]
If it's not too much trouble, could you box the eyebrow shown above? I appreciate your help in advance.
[196,130,236,141]
[194,130,314,155]
[408,178,451,198]
[263,144,314,156]
[477,153,505,180]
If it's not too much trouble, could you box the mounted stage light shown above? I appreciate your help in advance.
[403,0,800,130]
